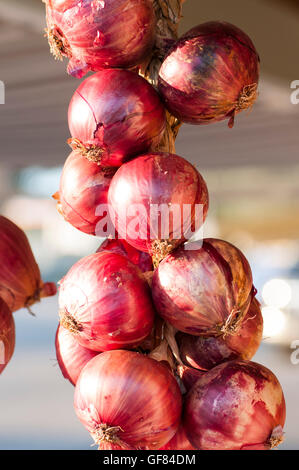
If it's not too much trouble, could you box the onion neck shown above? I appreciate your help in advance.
[46,27,71,61]
[67,138,107,165]
[151,239,181,268]
[93,424,124,445]
[59,310,82,334]
[267,425,284,449]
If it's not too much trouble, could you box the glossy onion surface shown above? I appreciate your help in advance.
[152,238,253,335]
[74,350,182,449]
[59,252,155,351]
[54,151,115,235]
[159,21,260,127]
[45,0,156,77]
[108,152,209,261]
[184,360,286,450]
[178,296,263,370]
[55,325,99,385]
[68,70,166,167]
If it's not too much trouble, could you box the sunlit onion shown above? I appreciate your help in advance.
[59,252,155,351]
[159,21,260,127]
[184,360,286,450]
[68,70,166,167]
[45,0,156,78]
[74,350,182,449]
[108,153,209,265]
[152,238,253,335]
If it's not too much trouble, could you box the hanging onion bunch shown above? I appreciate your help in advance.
[44,0,156,78]
[0,216,57,312]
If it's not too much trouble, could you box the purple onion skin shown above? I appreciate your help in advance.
[59,252,155,351]
[178,297,263,371]
[55,151,115,235]
[74,350,182,450]
[97,238,153,273]
[45,0,156,78]
[184,360,286,450]
[68,70,166,167]
[158,21,260,126]
[152,238,253,335]
[108,152,209,254]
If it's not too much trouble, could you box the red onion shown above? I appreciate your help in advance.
[160,423,196,450]
[178,296,263,371]
[0,216,57,312]
[53,151,115,236]
[108,152,209,265]
[0,299,15,375]
[184,360,286,450]
[74,350,182,449]
[45,0,156,78]
[59,251,154,351]
[177,364,206,392]
[97,238,153,273]
[152,238,253,335]
[55,325,99,385]
[159,21,260,128]
[68,70,166,167]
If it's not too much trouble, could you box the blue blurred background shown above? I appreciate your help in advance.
[0,0,299,449]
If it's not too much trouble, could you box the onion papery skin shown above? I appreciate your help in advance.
[184,360,286,450]
[54,151,115,236]
[108,153,209,262]
[68,70,166,167]
[160,423,196,450]
[152,238,253,336]
[55,325,99,385]
[0,299,15,374]
[59,252,155,351]
[45,0,156,78]
[0,216,57,312]
[158,21,260,127]
[178,296,263,371]
[97,238,153,273]
[74,350,182,449]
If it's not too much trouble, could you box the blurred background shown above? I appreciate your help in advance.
[0,0,299,450]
